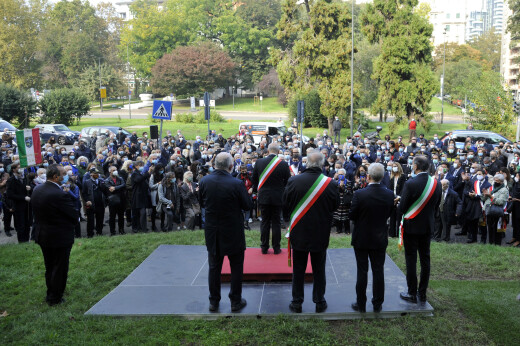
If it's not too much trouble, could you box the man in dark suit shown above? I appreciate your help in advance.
[349,163,395,313]
[32,164,79,306]
[283,151,339,313]
[199,152,252,313]
[252,143,291,254]
[82,167,106,237]
[6,163,31,243]
[434,179,462,242]
[398,156,441,304]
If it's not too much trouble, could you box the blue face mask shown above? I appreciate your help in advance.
[62,162,68,166]
[43,163,49,167]
[338,174,345,180]
[171,178,176,183]
[152,159,158,164]
[69,156,75,160]
[302,163,307,168]
[119,151,124,155]
[138,167,144,173]
[62,174,69,184]
[99,158,104,163]
[360,153,366,158]
[159,170,164,174]
[408,159,413,165]
[209,167,214,172]
[399,148,404,152]
[129,164,133,170]
[387,166,392,171]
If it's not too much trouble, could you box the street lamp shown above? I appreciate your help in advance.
[441,26,447,124]
[350,0,355,138]
[126,44,132,119]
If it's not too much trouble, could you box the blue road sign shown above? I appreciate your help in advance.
[152,100,172,120]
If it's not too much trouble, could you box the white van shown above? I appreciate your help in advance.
[238,121,309,145]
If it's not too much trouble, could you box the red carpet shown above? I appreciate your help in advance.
[221,248,313,282]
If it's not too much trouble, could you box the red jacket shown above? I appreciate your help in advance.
[409,120,417,130]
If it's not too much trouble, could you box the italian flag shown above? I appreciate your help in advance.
[16,128,42,168]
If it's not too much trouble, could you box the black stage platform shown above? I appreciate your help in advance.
[85,245,433,319]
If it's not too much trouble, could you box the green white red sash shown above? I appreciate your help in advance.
[398,176,438,250]
[286,174,332,266]
[258,155,282,190]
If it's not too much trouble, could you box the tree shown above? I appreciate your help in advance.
[466,70,514,137]
[272,0,354,132]
[150,43,235,97]
[508,0,520,40]
[0,83,38,125]
[73,63,126,102]
[467,28,501,72]
[288,90,326,128]
[38,0,116,87]
[0,0,46,88]
[442,59,483,101]
[121,0,277,88]
[354,39,381,109]
[432,43,488,71]
[39,88,90,125]
[361,0,438,128]
[257,69,288,106]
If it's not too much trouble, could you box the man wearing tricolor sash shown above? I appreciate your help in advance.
[252,143,291,254]
[462,164,491,244]
[282,151,339,313]
[398,156,441,304]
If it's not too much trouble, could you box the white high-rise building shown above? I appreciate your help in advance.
[500,1,519,97]
[422,0,470,47]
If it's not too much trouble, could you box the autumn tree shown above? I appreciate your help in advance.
[150,43,235,97]
[272,0,354,132]
[432,43,488,71]
[361,0,438,129]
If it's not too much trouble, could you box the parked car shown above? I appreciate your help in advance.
[440,130,511,149]
[79,126,131,145]
[0,119,18,137]
[238,121,309,145]
[35,124,80,145]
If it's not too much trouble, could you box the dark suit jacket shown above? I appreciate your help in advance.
[350,183,395,249]
[398,173,442,235]
[130,171,150,209]
[282,167,339,252]
[389,175,406,197]
[439,188,462,225]
[32,181,79,248]
[199,169,252,256]
[252,154,291,206]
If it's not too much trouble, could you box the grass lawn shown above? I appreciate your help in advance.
[429,97,464,115]
[215,97,286,113]
[1,231,518,345]
[90,99,142,109]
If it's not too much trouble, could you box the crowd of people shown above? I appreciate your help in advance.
[0,124,519,248]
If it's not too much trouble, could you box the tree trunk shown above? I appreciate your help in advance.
[379,109,383,122]
[328,117,333,135]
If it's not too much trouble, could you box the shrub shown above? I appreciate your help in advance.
[288,89,325,128]
[39,88,90,126]
[0,83,37,126]
[194,110,225,123]
[174,113,194,123]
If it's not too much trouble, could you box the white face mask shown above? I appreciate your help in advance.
[392,166,398,172]
[453,163,458,169]
[515,177,520,183]
[477,174,484,181]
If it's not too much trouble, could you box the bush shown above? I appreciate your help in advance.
[288,90,326,128]
[174,113,194,123]
[39,88,90,126]
[194,110,225,124]
[0,83,37,126]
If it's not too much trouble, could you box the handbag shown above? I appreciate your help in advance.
[485,203,504,218]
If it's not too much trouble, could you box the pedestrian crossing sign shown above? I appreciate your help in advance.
[152,100,172,120]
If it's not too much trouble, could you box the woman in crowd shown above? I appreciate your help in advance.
[180,171,200,230]
[481,174,509,245]
[388,161,406,238]
[149,163,165,232]
[157,172,181,232]
[332,168,352,234]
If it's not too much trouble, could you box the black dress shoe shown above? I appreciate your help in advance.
[351,302,366,312]
[466,239,476,244]
[231,298,247,312]
[48,298,65,306]
[399,292,417,303]
[289,302,302,313]
[261,249,268,254]
[209,303,219,312]
[373,305,382,313]
[273,249,281,255]
[5,231,12,237]
[418,295,427,303]
[455,231,467,236]
[315,301,327,313]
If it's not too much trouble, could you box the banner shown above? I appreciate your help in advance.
[16,128,42,168]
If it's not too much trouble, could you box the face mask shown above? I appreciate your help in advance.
[460,156,465,161]
[0,168,4,173]
[448,149,454,154]
[385,156,390,161]
[392,166,398,172]
[477,174,484,181]
[67,171,73,176]
[62,162,69,166]
[377,151,382,156]
[515,177,519,183]
[99,158,104,163]
[302,163,307,168]
[387,166,392,172]
[62,174,69,184]
[360,153,366,158]
[478,152,483,157]
[159,170,164,174]
[434,137,438,141]
[171,178,176,183]
[202,155,207,159]
[441,157,447,162]
[112,171,119,176]
[123,157,128,162]
[285,155,291,160]
[470,168,476,174]
[247,149,252,153]
[143,146,148,150]
[399,148,404,152]
[102,150,108,155]
[119,151,124,155]
[152,159,158,164]
[39,174,46,180]
[468,155,474,159]
[138,167,144,173]
[334,145,338,149]
[69,156,75,160]
[453,163,458,169]
[408,159,413,165]
[338,174,345,180]
[433,159,438,164]
[43,163,49,168]
[187,146,191,150]
[209,167,214,172]
[170,160,175,165]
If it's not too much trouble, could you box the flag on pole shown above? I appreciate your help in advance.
[16,128,42,168]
